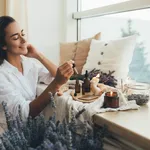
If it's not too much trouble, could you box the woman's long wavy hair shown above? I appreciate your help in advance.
[0,16,15,65]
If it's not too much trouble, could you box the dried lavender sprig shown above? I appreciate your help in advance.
[0,94,108,150]
[49,92,56,108]
[0,139,6,150]
[75,107,86,119]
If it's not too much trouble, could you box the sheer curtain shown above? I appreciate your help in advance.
[4,0,28,36]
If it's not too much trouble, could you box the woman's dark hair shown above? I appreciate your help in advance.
[0,16,15,65]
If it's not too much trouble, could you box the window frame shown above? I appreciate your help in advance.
[74,0,150,19]
[73,0,150,40]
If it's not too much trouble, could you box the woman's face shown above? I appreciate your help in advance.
[3,21,28,56]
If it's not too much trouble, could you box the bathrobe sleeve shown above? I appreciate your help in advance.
[0,74,30,121]
[32,60,55,85]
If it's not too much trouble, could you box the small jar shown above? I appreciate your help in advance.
[104,92,119,108]
[126,82,150,105]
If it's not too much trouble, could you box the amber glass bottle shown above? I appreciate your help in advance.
[83,70,91,93]
[75,79,80,93]
[82,83,85,95]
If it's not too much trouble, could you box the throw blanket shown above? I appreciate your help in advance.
[40,86,140,124]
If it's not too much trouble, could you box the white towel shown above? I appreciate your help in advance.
[37,83,140,124]
[85,90,140,123]
[40,89,139,125]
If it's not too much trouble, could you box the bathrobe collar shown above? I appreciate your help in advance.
[2,56,31,76]
[1,56,34,99]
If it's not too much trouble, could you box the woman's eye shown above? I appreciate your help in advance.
[13,36,19,40]
[12,33,25,40]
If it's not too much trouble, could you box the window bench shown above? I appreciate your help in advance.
[93,103,150,150]
[37,84,150,149]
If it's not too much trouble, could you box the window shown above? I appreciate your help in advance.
[81,0,129,11]
[74,0,150,83]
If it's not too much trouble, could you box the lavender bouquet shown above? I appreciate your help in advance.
[70,68,118,87]
[0,93,108,150]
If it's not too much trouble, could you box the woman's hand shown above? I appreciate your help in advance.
[53,60,74,88]
[25,44,40,59]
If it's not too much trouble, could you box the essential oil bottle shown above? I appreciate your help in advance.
[83,70,91,93]
[75,79,80,93]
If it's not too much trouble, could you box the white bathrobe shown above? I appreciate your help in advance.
[0,56,54,121]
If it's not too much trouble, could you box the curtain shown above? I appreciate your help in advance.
[4,0,28,36]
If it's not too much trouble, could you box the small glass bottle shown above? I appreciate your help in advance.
[83,70,91,93]
[82,83,85,95]
[75,79,80,93]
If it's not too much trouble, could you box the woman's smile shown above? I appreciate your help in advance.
[19,44,27,49]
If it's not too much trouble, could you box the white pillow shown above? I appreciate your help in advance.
[82,35,137,80]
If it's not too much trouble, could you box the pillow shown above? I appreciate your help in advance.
[59,32,101,74]
[59,42,77,66]
[82,35,137,80]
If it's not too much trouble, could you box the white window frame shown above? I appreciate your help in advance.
[73,0,150,40]
[73,0,150,19]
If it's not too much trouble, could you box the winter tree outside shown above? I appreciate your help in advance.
[121,20,150,83]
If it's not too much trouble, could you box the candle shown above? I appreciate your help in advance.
[91,74,100,85]
[110,91,113,96]
[91,84,101,95]
[91,74,101,95]
[104,91,119,108]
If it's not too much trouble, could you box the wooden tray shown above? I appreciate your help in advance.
[70,90,100,103]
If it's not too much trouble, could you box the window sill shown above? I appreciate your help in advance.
[93,102,150,150]
[37,84,150,149]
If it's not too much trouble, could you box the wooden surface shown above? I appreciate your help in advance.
[70,90,100,103]
[93,102,150,150]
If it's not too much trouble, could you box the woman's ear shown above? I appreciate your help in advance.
[2,46,7,50]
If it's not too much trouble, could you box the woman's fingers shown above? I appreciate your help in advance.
[59,61,73,71]
[60,65,73,75]
[63,68,74,79]
[58,60,74,77]
[57,91,63,96]
[54,60,74,87]
[60,60,74,68]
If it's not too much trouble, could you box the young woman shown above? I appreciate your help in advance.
[0,16,74,120]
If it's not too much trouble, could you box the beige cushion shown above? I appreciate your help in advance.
[74,33,100,74]
[59,32,101,74]
[59,42,77,66]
